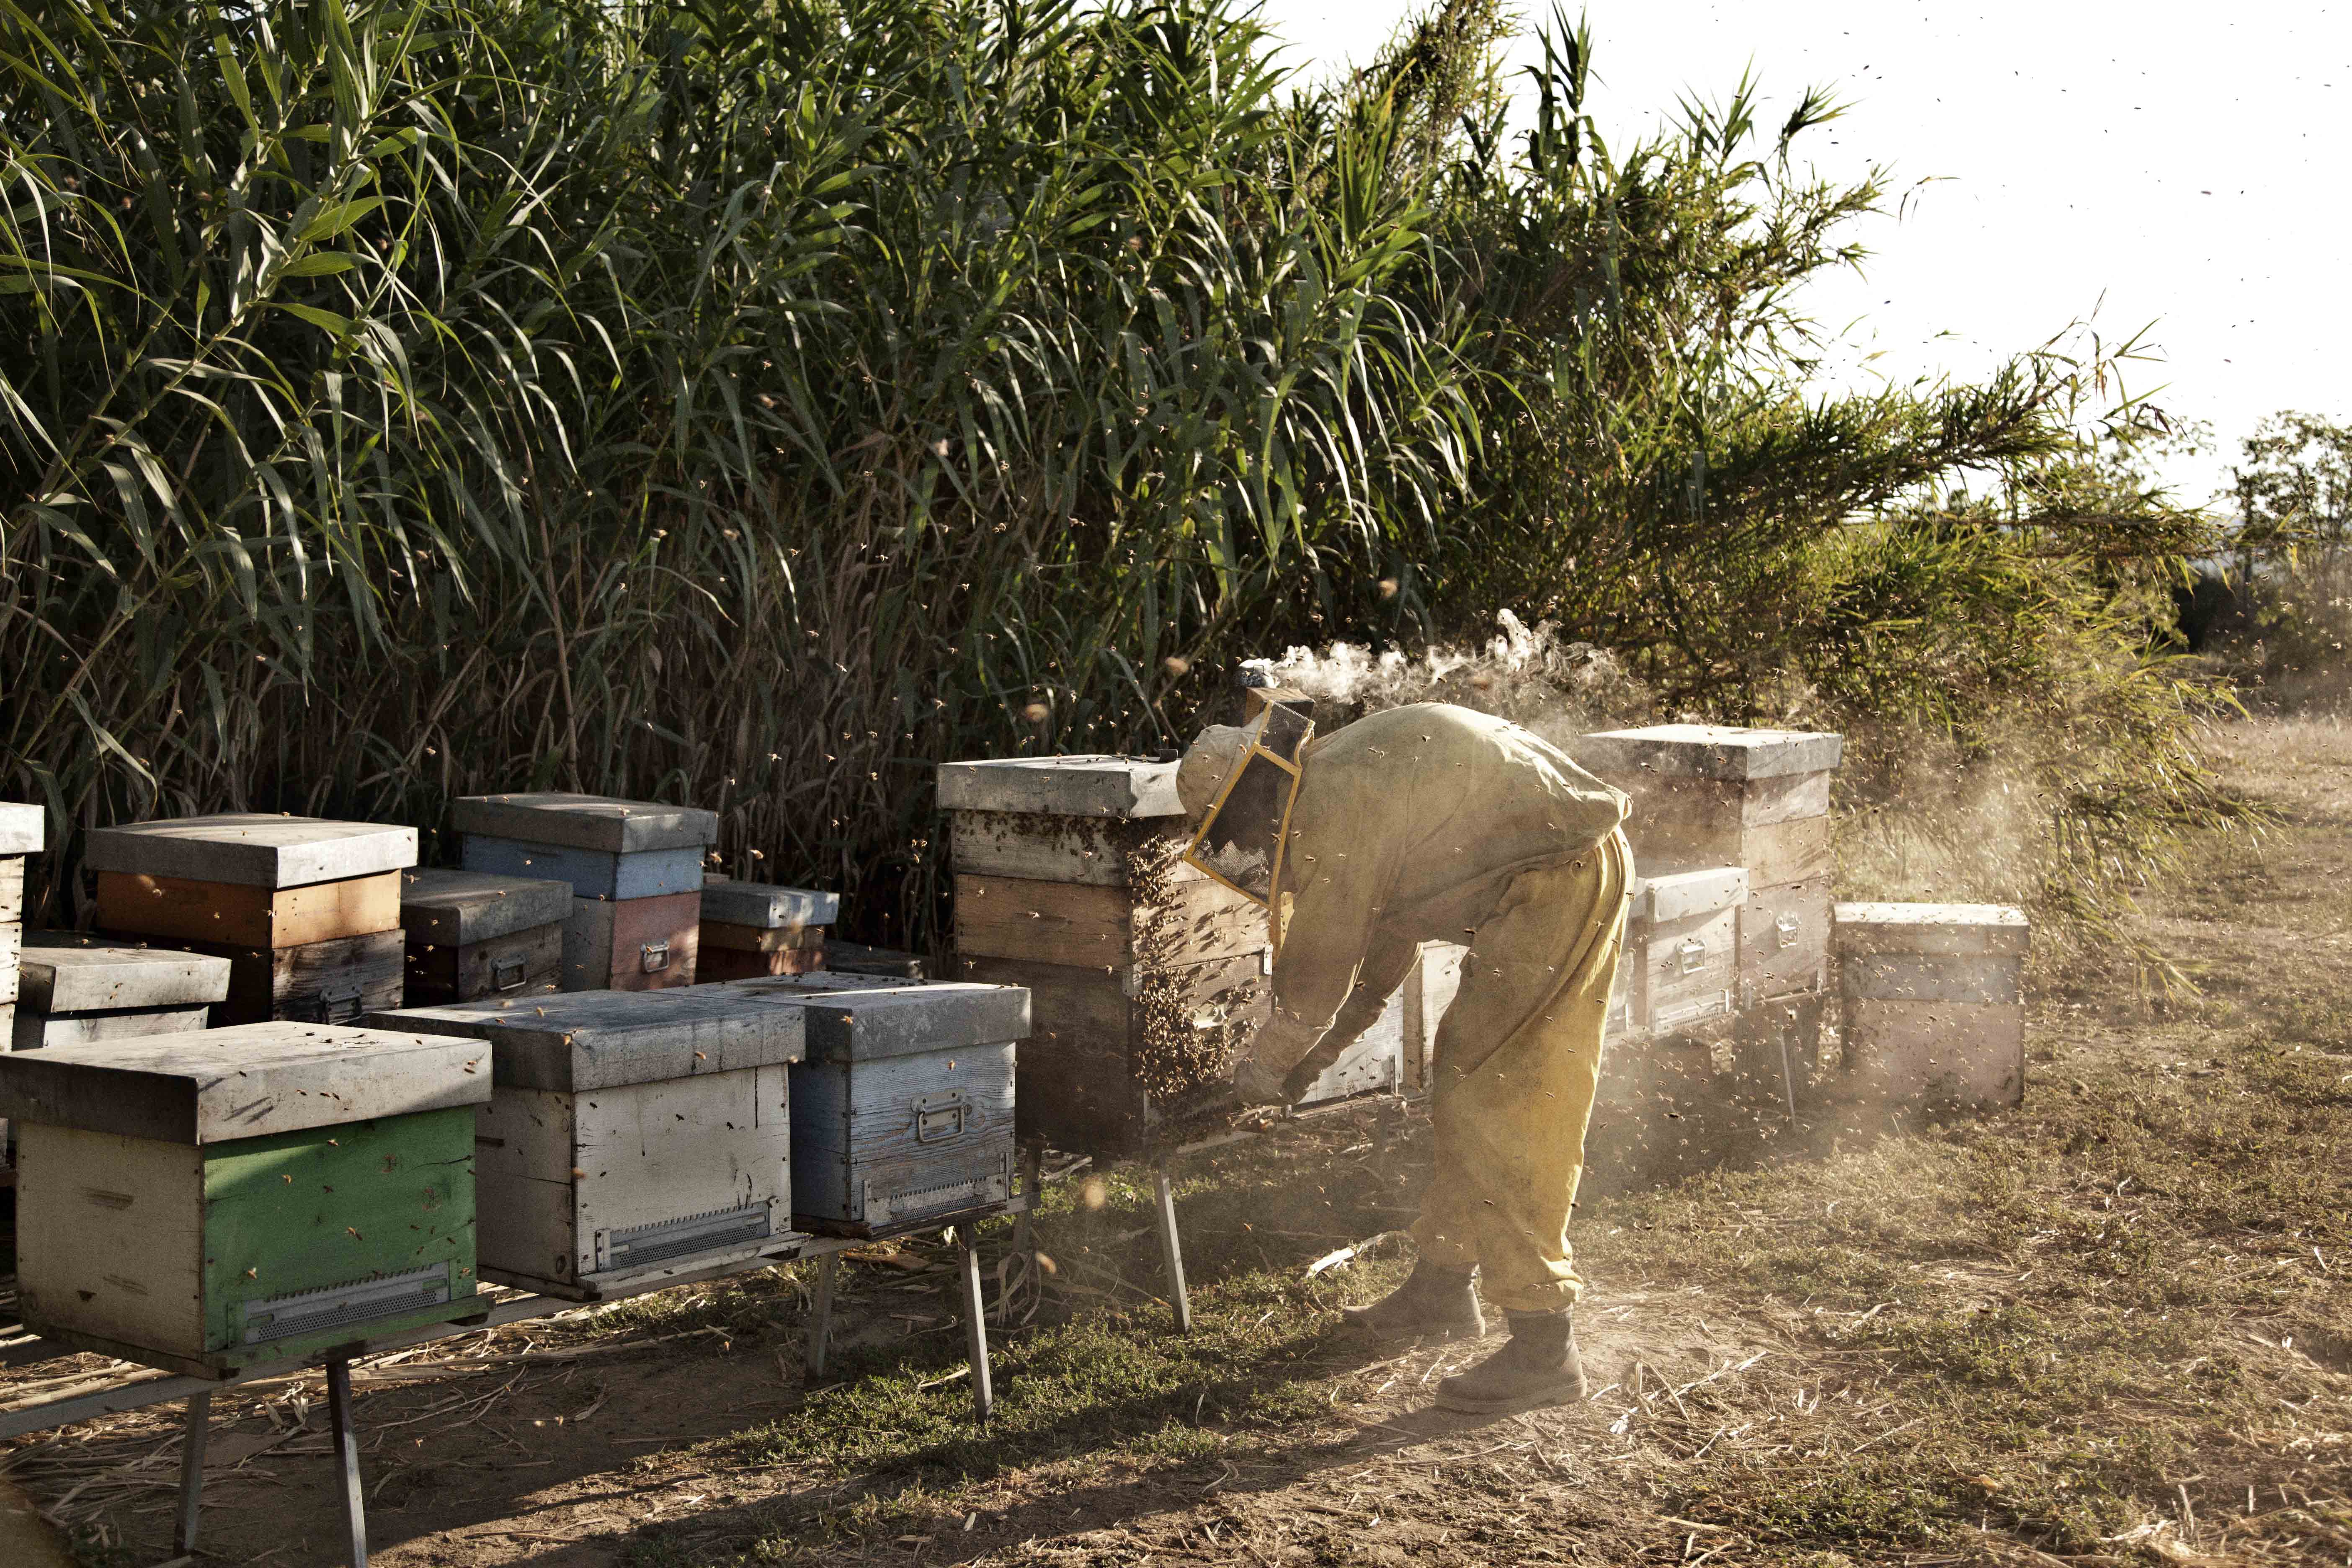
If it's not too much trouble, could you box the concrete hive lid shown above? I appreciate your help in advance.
[0,801,43,856]
[936,755,1182,818]
[366,986,805,1091]
[1576,724,1844,781]
[1834,901,2029,956]
[17,934,232,1013]
[399,868,576,946]
[448,792,719,854]
[721,973,1030,1063]
[83,815,418,888]
[0,1021,490,1144]
[699,880,840,930]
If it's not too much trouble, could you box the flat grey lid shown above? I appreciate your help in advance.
[0,1021,490,1144]
[1835,902,2029,956]
[83,815,418,888]
[1576,725,1844,781]
[366,988,805,1091]
[0,802,42,856]
[449,793,719,854]
[1629,865,1748,923]
[700,880,839,929]
[721,974,1030,1062]
[936,756,1182,819]
[17,934,232,1013]
[400,869,575,946]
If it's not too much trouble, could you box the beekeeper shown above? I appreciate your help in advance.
[1177,700,1631,1416]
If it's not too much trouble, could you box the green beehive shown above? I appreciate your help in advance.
[0,1021,492,1376]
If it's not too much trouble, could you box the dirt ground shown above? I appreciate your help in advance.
[2,717,2347,1567]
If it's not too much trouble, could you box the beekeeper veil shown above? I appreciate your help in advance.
[1178,704,1314,937]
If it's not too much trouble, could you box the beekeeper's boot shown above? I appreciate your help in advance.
[1340,1260,1483,1340]
[1432,1308,1585,1414]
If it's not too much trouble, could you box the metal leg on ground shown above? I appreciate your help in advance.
[325,1357,367,1567]
[173,1389,211,1557]
[805,1251,838,1380]
[955,1228,995,1424]
[1153,1161,1191,1335]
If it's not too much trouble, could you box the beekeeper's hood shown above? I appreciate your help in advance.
[1177,704,1315,935]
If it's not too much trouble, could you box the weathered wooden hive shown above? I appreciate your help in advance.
[1834,903,2029,1108]
[451,793,717,992]
[13,936,231,1051]
[398,869,572,1004]
[936,754,1270,1154]
[1613,865,1747,1037]
[697,881,838,984]
[0,802,41,1048]
[371,987,805,1297]
[722,973,1026,1235]
[0,1021,490,1374]
[87,815,417,1024]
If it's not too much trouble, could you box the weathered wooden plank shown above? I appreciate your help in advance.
[936,756,1184,819]
[13,1005,213,1052]
[1844,998,2026,1108]
[450,792,718,854]
[15,1124,204,1356]
[403,922,564,1005]
[462,837,703,901]
[1630,812,1832,885]
[0,920,17,1007]
[95,869,401,949]
[722,975,1030,1061]
[1634,865,1749,923]
[0,856,24,921]
[0,803,43,856]
[694,944,825,983]
[0,1021,489,1144]
[824,941,927,980]
[951,872,1264,968]
[369,985,806,1091]
[560,892,700,990]
[83,816,416,889]
[1574,724,1844,781]
[398,869,574,947]
[17,936,231,1013]
[1738,877,1833,1001]
[948,811,1201,889]
[151,929,407,1025]
[1841,951,2023,1006]
[699,881,838,930]
[700,918,825,954]
[1834,902,2030,957]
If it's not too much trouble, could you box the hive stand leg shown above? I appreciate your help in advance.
[955,1230,995,1424]
[173,1389,211,1555]
[325,1357,368,1567]
[1153,1162,1192,1336]
[805,1251,838,1380]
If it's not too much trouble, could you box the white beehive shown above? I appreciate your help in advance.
[1835,903,2029,1107]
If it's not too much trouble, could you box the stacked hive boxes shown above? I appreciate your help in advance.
[373,988,806,1297]
[0,802,39,1044]
[88,816,416,1024]
[1835,903,2030,1108]
[937,755,1270,1155]
[698,881,838,983]
[13,936,230,1050]
[0,1022,491,1375]
[450,793,716,992]
[724,973,1027,1235]
[398,869,572,1004]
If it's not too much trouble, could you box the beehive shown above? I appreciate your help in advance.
[87,815,416,1024]
[0,802,42,1046]
[1576,725,1841,1008]
[1616,866,1746,1034]
[697,881,838,984]
[1835,903,2029,1108]
[0,1022,489,1375]
[370,988,804,1296]
[398,869,571,1004]
[451,793,718,992]
[13,936,231,1051]
[723,973,1025,1235]
[939,755,1274,1153]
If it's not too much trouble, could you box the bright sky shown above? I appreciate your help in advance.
[1259,0,2350,507]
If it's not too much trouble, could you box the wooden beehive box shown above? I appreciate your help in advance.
[722,973,1024,1236]
[1617,866,1746,1034]
[86,815,416,1024]
[13,936,230,1051]
[1835,903,2029,1108]
[452,793,719,992]
[0,1021,490,1375]
[369,988,804,1297]
[698,880,838,983]
[399,869,571,1005]
[940,754,1268,1154]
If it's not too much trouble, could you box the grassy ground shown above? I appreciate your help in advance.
[3,719,2348,1565]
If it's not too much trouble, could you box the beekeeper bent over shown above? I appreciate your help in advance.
[1177,701,1631,1416]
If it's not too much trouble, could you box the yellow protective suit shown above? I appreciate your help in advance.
[1247,703,1633,1312]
